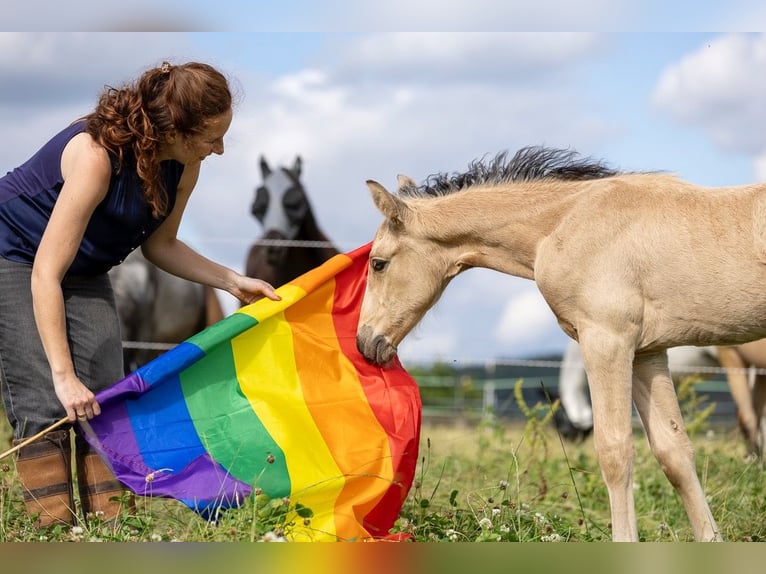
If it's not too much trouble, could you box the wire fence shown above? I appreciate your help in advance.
[405,358,744,426]
[119,339,748,427]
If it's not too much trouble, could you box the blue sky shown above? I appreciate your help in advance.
[2,31,766,364]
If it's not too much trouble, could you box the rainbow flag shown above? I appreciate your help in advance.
[83,243,422,541]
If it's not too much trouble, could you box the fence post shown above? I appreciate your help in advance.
[483,361,497,421]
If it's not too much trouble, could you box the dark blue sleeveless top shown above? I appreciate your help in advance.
[0,120,184,276]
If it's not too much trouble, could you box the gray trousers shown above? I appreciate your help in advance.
[0,257,124,438]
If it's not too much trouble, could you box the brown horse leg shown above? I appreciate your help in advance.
[578,332,637,541]
[752,375,766,458]
[631,351,721,541]
[716,346,758,455]
[204,286,225,326]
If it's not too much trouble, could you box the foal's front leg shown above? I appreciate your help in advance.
[578,334,638,541]
[632,352,722,541]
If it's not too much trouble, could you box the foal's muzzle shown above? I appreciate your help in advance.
[356,325,397,365]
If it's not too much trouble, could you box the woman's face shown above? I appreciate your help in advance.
[163,108,233,165]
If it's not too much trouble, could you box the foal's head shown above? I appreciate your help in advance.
[356,176,462,365]
[356,146,619,365]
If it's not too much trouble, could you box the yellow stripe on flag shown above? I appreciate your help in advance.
[232,311,345,540]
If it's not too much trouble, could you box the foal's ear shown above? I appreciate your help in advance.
[367,180,410,225]
[396,175,418,196]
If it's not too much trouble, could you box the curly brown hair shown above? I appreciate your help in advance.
[85,62,232,217]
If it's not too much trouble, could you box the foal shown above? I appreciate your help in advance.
[354,147,766,541]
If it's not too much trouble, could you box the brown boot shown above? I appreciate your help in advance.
[14,429,76,527]
[75,434,134,524]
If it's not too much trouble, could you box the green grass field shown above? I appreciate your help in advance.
[1,380,764,542]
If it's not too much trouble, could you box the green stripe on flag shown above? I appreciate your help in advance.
[181,315,291,497]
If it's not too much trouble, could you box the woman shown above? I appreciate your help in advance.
[0,61,280,527]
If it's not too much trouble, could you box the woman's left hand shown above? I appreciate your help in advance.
[232,276,281,305]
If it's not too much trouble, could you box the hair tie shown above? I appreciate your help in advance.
[160,61,172,74]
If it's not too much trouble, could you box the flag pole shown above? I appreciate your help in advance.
[0,416,70,461]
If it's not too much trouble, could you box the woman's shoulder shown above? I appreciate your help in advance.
[61,131,112,182]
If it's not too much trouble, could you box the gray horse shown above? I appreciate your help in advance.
[109,249,224,373]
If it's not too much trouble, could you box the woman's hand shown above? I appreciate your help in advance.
[231,275,281,305]
[52,372,101,422]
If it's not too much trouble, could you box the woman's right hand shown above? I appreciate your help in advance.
[52,372,101,422]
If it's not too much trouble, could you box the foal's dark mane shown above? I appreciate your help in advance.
[408,146,621,198]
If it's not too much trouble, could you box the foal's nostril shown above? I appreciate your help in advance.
[356,326,395,365]
[356,325,380,363]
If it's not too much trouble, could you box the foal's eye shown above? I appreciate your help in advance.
[370,258,388,272]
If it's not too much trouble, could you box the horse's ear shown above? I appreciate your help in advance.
[292,156,303,177]
[367,180,410,226]
[396,174,418,196]
[259,156,271,178]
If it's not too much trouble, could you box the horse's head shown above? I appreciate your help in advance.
[251,155,309,264]
[356,177,462,365]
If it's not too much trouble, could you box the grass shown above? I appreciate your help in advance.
[1,378,764,542]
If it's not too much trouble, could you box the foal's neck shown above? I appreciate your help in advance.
[418,183,581,279]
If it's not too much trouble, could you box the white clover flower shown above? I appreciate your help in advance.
[71,526,84,535]
[541,533,562,542]
[260,531,288,542]
[492,507,501,517]
[150,533,163,542]
[478,517,493,530]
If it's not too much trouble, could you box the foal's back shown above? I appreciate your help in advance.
[535,174,766,350]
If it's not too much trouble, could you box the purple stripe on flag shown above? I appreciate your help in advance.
[119,453,252,512]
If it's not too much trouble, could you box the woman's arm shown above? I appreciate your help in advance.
[31,133,112,422]
[141,161,280,304]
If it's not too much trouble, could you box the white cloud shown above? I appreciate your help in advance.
[493,288,565,354]
[332,33,604,85]
[651,33,766,154]
[0,34,196,104]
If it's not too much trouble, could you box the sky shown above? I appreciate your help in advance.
[2,29,766,365]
